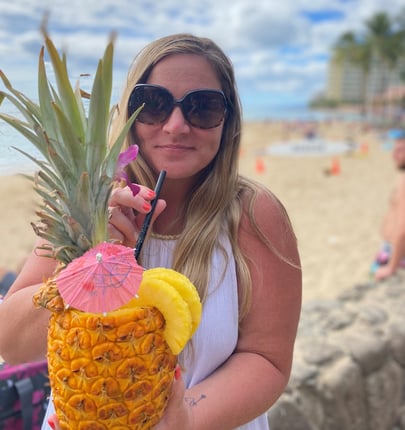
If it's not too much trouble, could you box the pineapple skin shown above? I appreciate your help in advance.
[35,279,178,430]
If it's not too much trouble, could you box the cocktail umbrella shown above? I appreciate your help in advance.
[56,242,144,314]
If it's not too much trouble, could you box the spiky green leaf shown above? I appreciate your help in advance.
[40,30,85,141]
[85,36,115,173]
[0,71,42,126]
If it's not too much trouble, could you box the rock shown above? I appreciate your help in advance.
[267,270,405,430]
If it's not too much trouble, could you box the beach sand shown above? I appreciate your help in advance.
[0,119,396,302]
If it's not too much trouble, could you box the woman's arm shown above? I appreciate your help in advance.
[0,238,57,363]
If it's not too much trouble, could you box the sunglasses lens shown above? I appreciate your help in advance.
[128,85,227,129]
[129,86,172,124]
[183,91,226,129]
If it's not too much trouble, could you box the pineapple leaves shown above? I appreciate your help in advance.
[0,114,43,149]
[38,46,61,151]
[0,24,139,261]
[50,102,84,178]
[41,28,85,142]
[104,104,143,178]
[12,147,63,191]
[86,35,115,173]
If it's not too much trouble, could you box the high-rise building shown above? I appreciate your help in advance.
[326,57,364,103]
[326,55,405,104]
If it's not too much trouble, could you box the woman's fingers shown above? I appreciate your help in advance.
[151,199,167,224]
[107,184,167,247]
[47,413,60,430]
[109,185,156,210]
[108,206,137,243]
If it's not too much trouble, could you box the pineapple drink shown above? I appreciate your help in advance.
[34,267,200,429]
[0,25,201,430]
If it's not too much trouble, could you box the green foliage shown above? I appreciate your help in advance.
[330,9,405,112]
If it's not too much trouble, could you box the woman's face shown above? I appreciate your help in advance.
[133,54,224,181]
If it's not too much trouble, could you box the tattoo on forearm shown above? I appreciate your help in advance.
[184,394,206,407]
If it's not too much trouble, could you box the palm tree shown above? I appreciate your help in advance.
[365,12,405,121]
[331,11,405,122]
[365,13,394,90]
[393,7,405,118]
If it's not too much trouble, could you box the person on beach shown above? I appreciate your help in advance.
[0,268,16,302]
[372,129,405,281]
[0,33,302,430]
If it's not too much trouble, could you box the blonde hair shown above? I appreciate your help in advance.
[110,34,291,321]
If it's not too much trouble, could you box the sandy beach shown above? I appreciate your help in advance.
[0,119,396,303]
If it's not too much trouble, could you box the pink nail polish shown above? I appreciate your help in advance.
[147,190,156,198]
[174,365,181,380]
[143,202,151,211]
[48,418,56,430]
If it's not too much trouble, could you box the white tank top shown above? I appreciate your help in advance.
[42,236,269,429]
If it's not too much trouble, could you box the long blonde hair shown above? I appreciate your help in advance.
[110,34,286,320]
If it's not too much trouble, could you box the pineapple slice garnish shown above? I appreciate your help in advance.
[127,275,193,355]
[121,267,202,355]
[143,268,202,336]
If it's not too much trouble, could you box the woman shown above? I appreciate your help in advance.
[0,34,301,429]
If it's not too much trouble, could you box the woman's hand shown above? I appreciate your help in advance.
[46,413,59,430]
[154,366,194,430]
[108,184,166,248]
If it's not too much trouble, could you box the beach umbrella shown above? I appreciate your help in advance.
[56,242,144,314]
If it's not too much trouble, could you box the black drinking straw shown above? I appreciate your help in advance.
[134,169,166,260]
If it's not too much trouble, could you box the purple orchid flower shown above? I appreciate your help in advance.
[114,145,140,196]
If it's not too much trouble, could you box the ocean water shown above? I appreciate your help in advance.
[0,123,41,176]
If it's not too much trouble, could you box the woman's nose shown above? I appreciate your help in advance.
[162,106,191,133]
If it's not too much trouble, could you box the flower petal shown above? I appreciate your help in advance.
[118,145,139,167]
[115,145,139,181]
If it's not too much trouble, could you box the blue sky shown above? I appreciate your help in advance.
[0,0,404,120]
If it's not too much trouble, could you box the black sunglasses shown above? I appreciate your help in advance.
[128,84,227,129]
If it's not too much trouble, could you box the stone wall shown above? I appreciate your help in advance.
[267,270,405,430]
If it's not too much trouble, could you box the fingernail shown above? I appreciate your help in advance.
[174,365,181,380]
[147,190,156,198]
[48,417,56,430]
[143,202,151,211]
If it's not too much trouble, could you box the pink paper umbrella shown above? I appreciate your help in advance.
[56,242,144,314]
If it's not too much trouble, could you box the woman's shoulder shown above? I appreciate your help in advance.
[238,177,290,227]
[237,176,299,265]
